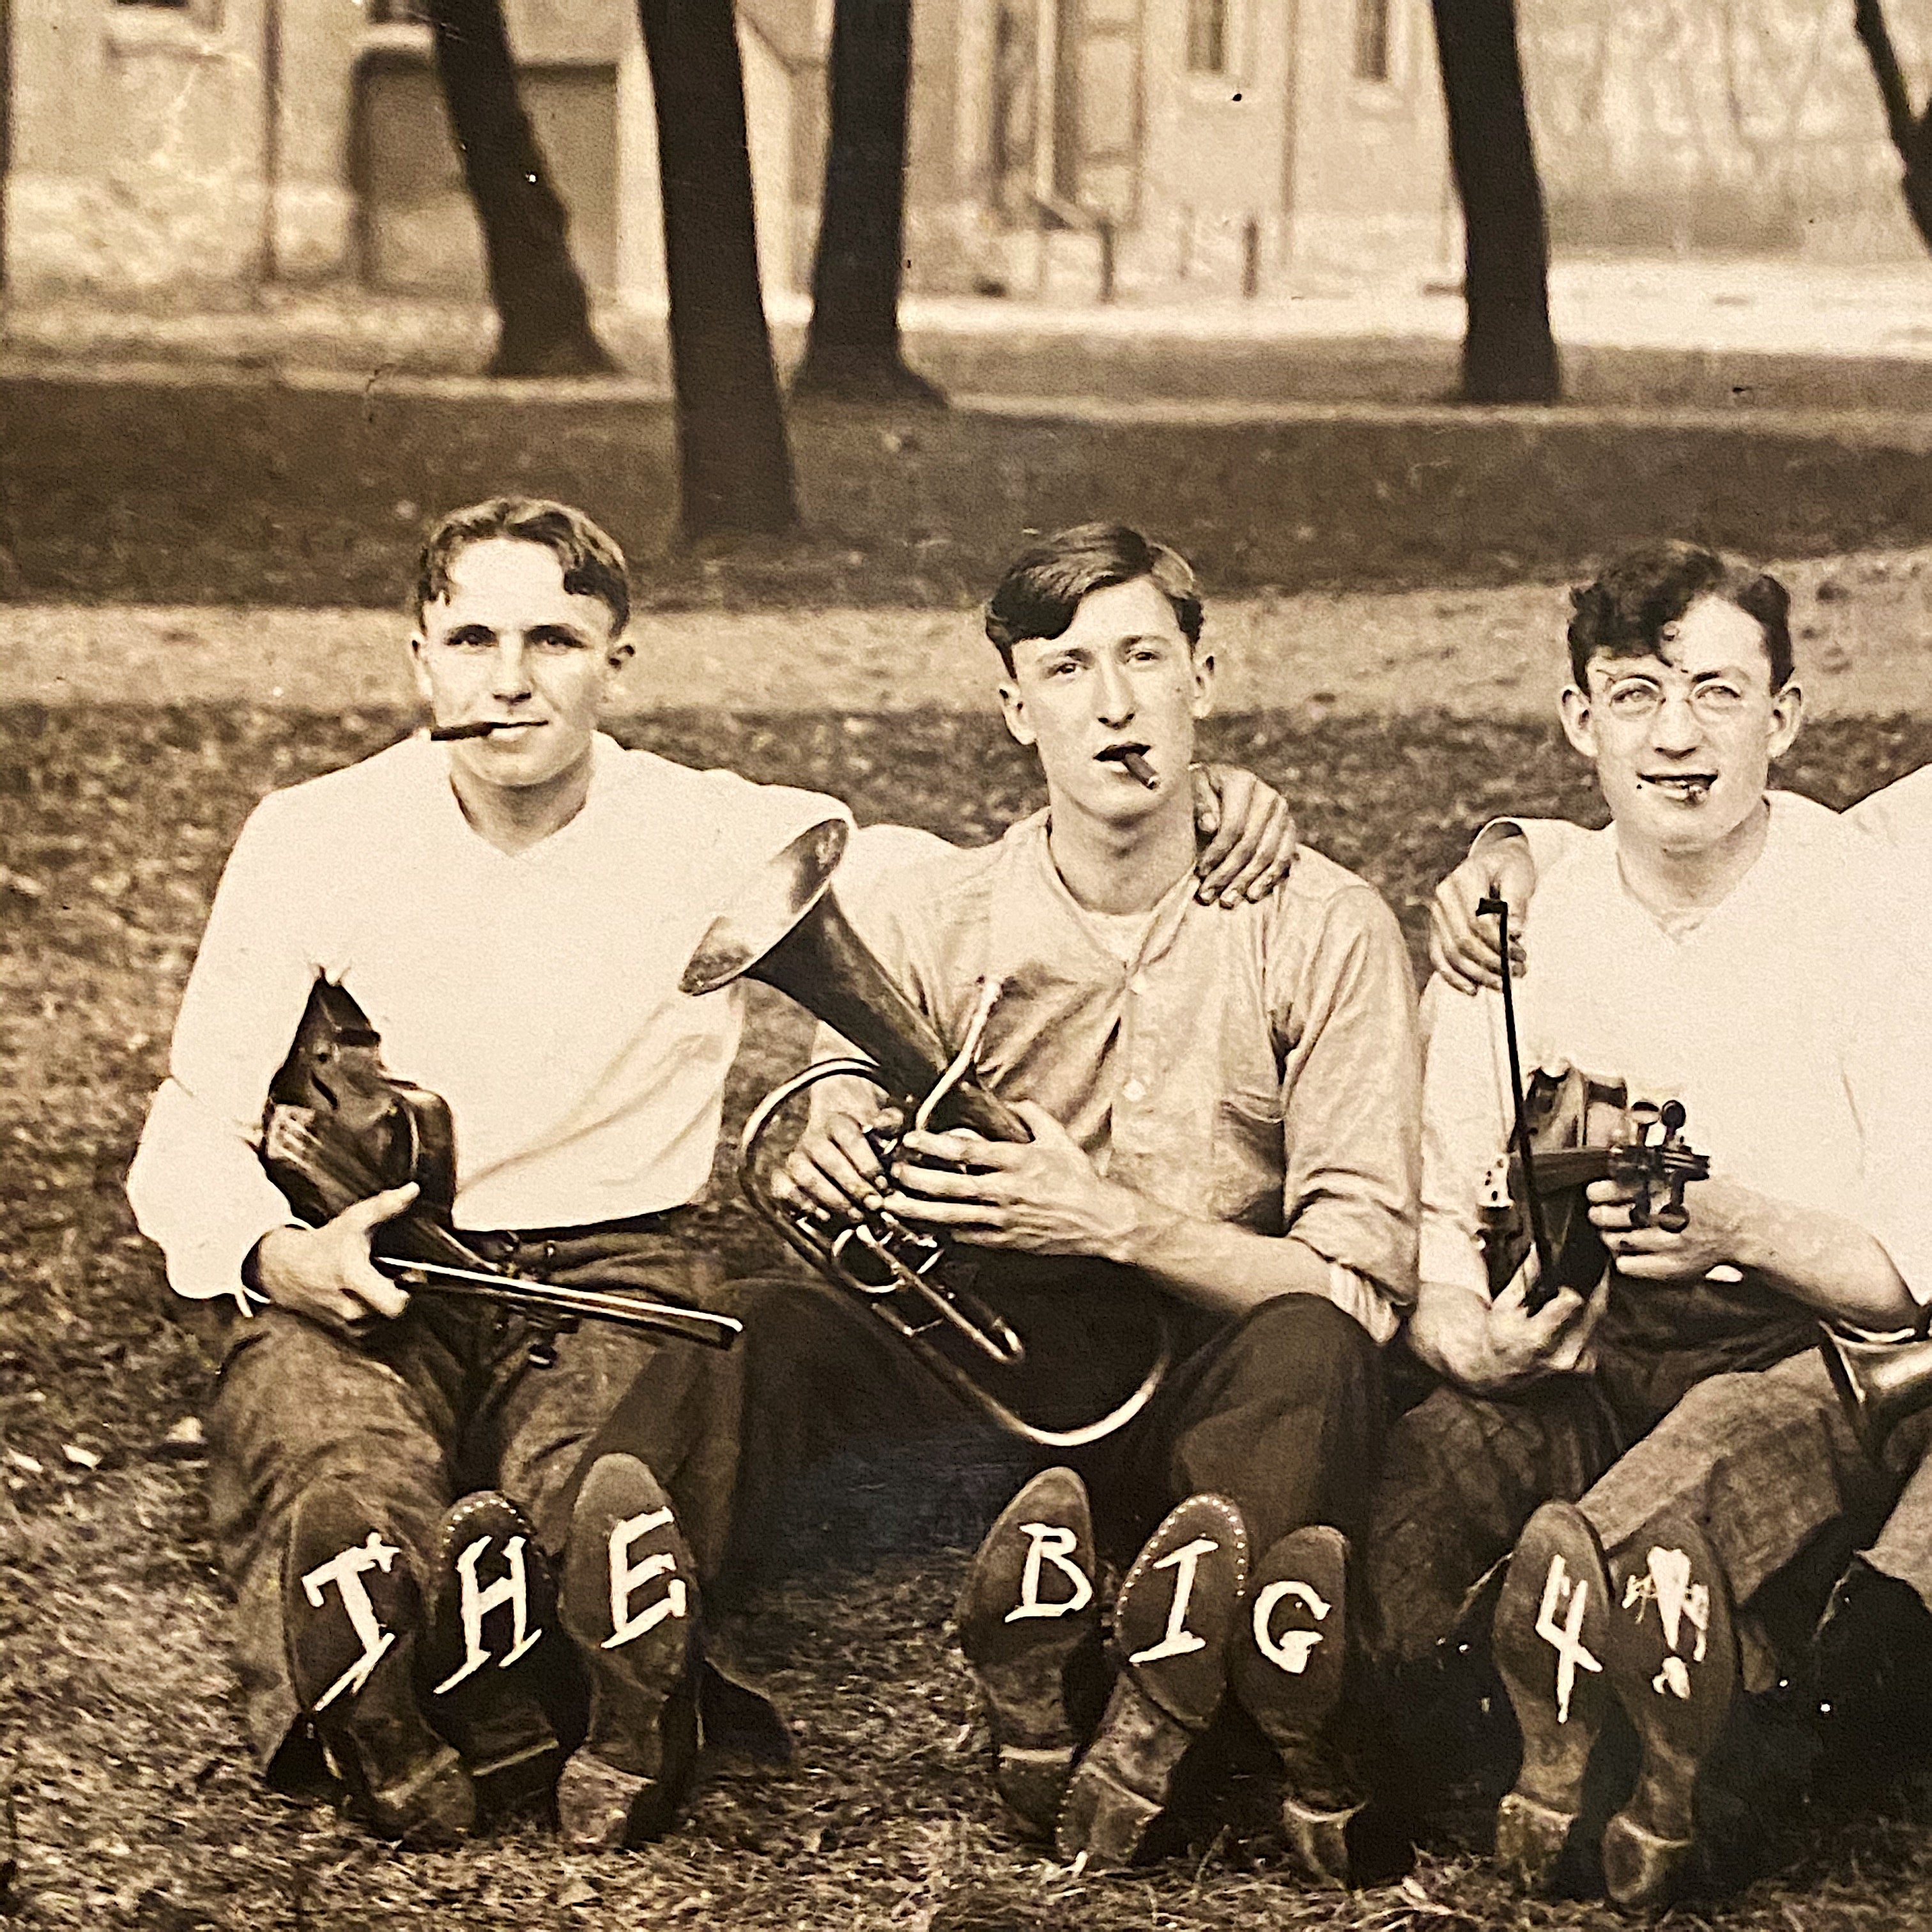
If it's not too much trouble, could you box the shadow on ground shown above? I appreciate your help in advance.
[8,376,1932,609]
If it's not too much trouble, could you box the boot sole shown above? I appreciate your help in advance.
[956,1467,1100,1838]
[1600,1514,1736,1911]
[558,1454,700,1847]
[1055,1672,1195,1870]
[1491,1503,1614,1895]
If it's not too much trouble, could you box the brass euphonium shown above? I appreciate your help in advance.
[680,818,1172,1448]
[1819,1322,1932,1460]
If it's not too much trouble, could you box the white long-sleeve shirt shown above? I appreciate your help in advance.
[127,732,884,1305]
[1427,792,1932,1312]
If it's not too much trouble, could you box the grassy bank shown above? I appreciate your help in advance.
[7,703,1932,1929]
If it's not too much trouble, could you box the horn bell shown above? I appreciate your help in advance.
[681,818,1024,1140]
[1820,1324,1932,1459]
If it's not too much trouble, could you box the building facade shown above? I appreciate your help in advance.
[1519,0,1928,261]
[0,0,1450,306]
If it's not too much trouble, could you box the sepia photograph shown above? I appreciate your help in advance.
[9,1,1932,1925]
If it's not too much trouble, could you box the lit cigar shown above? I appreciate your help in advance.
[1098,747,1159,789]
[429,719,537,742]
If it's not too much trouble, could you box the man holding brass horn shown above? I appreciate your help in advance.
[1367,542,1932,1909]
[124,498,1301,1851]
[567,523,1422,1879]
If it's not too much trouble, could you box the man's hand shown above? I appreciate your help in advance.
[1456,1258,1609,1394]
[1428,832,1537,994]
[250,1182,419,1335]
[770,1103,901,1224]
[1588,1173,1751,1284]
[1192,765,1297,907]
[880,1101,1138,1257]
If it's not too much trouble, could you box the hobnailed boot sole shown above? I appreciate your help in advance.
[956,1466,1101,1839]
[1491,1502,1614,1896]
[424,1490,565,1823]
[556,1453,700,1850]
[1599,1514,1737,1912]
[1054,1673,1192,1867]
[1056,1493,1249,1871]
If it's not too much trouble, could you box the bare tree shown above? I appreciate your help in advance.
[793,0,945,407]
[633,0,798,537]
[1431,0,1561,403]
[426,0,616,377]
[1853,0,1932,251]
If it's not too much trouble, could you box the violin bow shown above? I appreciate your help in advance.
[1478,895,1558,1312]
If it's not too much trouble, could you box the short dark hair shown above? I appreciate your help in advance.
[413,497,630,635]
[1567,540,1793,690]
[984,523,1204,673]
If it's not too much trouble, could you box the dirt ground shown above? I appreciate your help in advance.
[7,543,1932,721]
[9,701,1932,1931]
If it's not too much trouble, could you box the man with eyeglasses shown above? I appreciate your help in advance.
[1358,542,1932,1908]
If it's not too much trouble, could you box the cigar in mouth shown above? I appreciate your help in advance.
[1099,747,1160,789]
[430,719,539,742]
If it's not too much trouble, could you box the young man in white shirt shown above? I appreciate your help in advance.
[1364,541,1932,1908]
[126,499,1300,1851]
[1426,601,1932,1798]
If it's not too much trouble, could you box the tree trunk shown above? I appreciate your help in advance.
[426,0,616,377]
[633,0,798,539]
[1852,0,1932,252]
[793,0,945,407]
[1430,0,1560,404]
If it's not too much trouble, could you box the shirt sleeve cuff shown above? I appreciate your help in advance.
[1326,1261,1401,1345]
[166,1213,291,1314]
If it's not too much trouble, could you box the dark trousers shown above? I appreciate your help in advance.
[201,1229,710,1780]
[1362,1330,1878,1681]
[558,1273,1384,1616]
[1363,1368,1637,1674]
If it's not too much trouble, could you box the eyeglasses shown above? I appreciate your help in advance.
[1593,672,1755,722]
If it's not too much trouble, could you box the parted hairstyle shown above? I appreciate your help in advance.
[984,523,1204,673]
[1567,540,1793,691]
[413,497,631,636]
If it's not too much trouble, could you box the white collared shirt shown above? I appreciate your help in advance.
[128,732,855,1302]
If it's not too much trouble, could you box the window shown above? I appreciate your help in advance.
[1354,0,1392,83]
[367,0,430,22]
[1186,0,1228,75]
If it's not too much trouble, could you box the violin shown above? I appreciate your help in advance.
[1477,1065,1711,1315]
[259,976,741,1358]
[1473,893,1709,1317]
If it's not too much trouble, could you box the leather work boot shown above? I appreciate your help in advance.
[555,1453,701,1850]
[1598,1514,1737,1911]
[283,1484,475,1848]
[1056,1494,1249,1872]
[1228,1524,1373,1887]
[1491,1501,1614,1896]
[422,1491,566,1824]
[956,1466,1105,1838]
[1814,1555,1932,1793]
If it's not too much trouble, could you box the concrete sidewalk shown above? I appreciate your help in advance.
[12,544,1929,719]
[11,257,1932,411]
